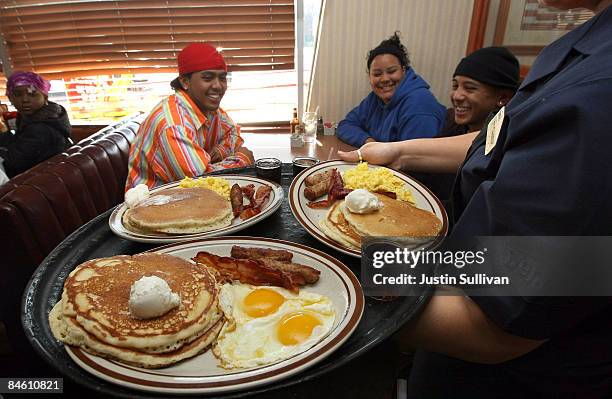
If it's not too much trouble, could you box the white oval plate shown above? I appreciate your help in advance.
[109,175,283,243]
[289,160,449,258]
[65,237,364,395]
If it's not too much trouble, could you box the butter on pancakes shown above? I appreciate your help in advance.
[123,187,233,234]
[49,253,223,368]
[320,193,442,249]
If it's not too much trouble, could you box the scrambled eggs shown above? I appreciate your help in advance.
[179,176,231,200]
[342,162,415,203]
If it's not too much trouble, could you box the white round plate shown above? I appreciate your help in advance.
[289,160,449,258]
[109,175,283,243]
[64,236,364,395]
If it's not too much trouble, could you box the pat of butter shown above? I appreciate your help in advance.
[129,276,180,319]
[125,184,150,208]
[345,188,383,214]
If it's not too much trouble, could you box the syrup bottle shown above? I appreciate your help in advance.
[290,107,300,135]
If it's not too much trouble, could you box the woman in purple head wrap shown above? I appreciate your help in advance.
[0,71,72,178]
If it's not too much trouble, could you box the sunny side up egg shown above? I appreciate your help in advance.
[213,283,336,369]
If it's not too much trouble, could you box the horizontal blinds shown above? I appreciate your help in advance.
[0,0,295,79]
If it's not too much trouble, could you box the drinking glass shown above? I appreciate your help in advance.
[302,111,317,143]
[255,158,282,184]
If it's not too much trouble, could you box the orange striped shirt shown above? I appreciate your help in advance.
[126,90,251,190]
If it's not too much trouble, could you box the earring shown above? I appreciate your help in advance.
[498,101,504,106]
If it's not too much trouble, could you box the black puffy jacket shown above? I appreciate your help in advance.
[0,101,72,178]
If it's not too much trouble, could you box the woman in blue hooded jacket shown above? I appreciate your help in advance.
[337,32,446,147]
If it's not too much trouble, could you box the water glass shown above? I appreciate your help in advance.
[302,111,317,143]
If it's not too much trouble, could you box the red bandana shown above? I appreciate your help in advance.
[178,43,227,74]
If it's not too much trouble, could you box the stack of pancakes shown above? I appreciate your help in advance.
[49,253,224,368]
[319,194,442,250]
[123,187,233,234]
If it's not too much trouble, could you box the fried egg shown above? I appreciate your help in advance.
[213,283,335,369]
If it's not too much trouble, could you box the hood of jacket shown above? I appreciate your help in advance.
[18,101,72,140]
[377,67,431,110]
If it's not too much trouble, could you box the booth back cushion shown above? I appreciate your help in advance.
[0,114,144,336]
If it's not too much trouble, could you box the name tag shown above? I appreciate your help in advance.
[485,106,505,155]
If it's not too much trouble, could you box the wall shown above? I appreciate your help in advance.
[308,0,474,122]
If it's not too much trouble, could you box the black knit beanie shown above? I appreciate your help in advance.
[454,47,519,91]
[367,32,410,70]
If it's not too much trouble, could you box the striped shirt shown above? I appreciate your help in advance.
[126,89,251,190]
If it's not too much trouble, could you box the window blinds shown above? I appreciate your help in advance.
[0,0,295,80]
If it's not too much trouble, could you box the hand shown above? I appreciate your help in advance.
[0,116,8,134]
[338,142,401,167]
[235,145,255,164]
[364,137,376,144]
[209,147,222,163]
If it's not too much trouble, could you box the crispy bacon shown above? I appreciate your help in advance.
[254,185,272,208]
[241,184,257,208]
[238,185,272,220]
[232,184,272,221]
[306,199,332,209]
[239,207,261,220]
[193,251,298,293]
[231,246,293,262]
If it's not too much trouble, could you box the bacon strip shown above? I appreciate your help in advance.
[239,207,261,220]
[254,185,272,208]
[241,184,256,208]
[193,251,298,293]
[239,185,272,220]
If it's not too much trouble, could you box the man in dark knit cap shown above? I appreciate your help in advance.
[403,47,520,201]
[439,46,520,137]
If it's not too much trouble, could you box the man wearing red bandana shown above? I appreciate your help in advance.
[126,43,254,190]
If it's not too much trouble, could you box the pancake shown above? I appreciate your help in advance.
[50,301,224,369]
[123,187,233,234]
[60,253,220,353]
[341,194,442,238]
[49,253,225,368]
[319,201,361,250]
[320,195,442,250]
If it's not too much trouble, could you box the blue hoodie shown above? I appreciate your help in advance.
[337,68,446,147]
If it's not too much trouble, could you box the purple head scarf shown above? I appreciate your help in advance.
[6,71,51,97]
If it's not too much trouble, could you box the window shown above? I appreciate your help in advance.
[0,0,297,124]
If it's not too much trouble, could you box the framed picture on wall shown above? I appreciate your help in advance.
[492,0,593,56]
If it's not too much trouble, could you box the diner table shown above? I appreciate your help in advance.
[241,133,355,163]
[22,137,431,398]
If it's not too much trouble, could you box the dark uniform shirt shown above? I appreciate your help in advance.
[409,5,612,398]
